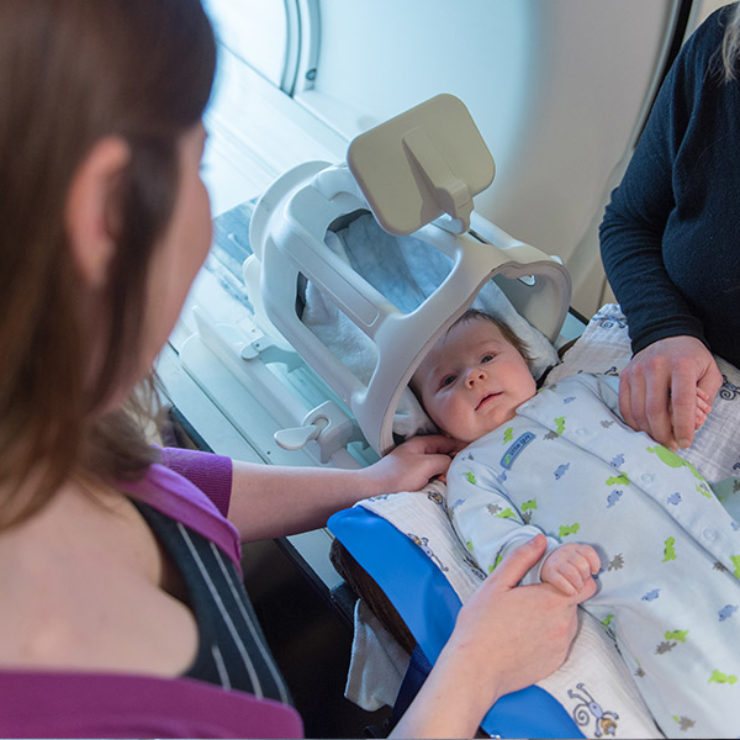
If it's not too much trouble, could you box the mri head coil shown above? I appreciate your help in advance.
[245,95,571,455]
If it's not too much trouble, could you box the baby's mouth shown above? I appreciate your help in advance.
[476,392,501,411]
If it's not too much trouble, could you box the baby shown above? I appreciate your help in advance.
[411,309,739,738]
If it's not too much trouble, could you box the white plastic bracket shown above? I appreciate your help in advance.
[402,126,473,232]
[273,400,359,464]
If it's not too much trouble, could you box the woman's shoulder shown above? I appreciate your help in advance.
[158,446,233,517]
[120,453,242,572]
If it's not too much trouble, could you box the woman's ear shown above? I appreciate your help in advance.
[64,136,131,288]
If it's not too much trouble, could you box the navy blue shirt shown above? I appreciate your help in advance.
[600,4,740,367]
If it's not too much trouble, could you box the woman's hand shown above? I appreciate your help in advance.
[392,534,594,738]
[619,335,722,450]
[360,434,463,494]
[449,534,595,703]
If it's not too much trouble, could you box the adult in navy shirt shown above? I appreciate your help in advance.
[600,5,740,451]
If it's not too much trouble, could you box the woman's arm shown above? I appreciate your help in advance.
[599,12,726,449]
[391,534,595,738]
[227,434,460,541]
[598,12,706,355]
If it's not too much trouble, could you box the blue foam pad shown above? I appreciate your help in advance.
[329,506,583,738]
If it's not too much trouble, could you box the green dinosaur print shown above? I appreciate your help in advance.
[553,416,566,435]
[709,669,738,685]
[496,508,517,520]
[646,445,704,481]
[521,499,537,512]
[731,554,740,580]
[465,471,476,485]
[663,537,677,562]
[601,613,615,628]
[695,483,713,500]
[503,427,514,443]
[466,540,474,552]
[606,472,630,487]
[665,629,688,643]
[488,553,503,573]
[558,522,580,538]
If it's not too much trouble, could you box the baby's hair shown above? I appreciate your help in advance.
[450,309,533,364]
[409,308,533,405]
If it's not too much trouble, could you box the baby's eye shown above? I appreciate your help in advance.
[440,374,456,388]
[481,354,494,363]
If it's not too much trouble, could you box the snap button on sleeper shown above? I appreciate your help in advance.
[641,473,654,484]
[703,528,718,542]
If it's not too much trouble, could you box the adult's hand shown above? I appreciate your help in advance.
[391,534,594,738]
[450,533,595,702]
[618,336,722,450]
[361,434,463,494]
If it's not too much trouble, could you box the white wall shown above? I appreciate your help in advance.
[297,1,678,314]
[203,1,733,315]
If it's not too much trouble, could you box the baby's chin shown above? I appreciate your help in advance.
[461,409,519,444]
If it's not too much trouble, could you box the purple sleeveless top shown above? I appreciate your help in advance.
[0,448,303,738]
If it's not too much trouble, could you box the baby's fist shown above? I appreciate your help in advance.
[541,543,600,596]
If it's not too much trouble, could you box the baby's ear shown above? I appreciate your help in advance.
[64,136,131,288]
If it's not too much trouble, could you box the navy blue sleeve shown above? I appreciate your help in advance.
[598,7,731,355]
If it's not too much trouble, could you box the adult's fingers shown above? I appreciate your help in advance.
[404,434,463,456]
[669,362,699,449]
[620,359,677,449]
[620,367,656,439]
[489,534,548,590]
[643,366,676,449]
[618,370,636,431]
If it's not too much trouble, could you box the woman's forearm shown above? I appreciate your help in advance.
[227,461,382,540]
[227,435,458,541]
[390,643,496,739]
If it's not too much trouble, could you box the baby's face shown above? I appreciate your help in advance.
[413,318,536,443]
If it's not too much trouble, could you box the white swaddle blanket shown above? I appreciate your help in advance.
[301,212,560,438]
[355,483,662,739]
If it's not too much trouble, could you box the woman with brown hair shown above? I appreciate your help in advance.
[0,2,592,736]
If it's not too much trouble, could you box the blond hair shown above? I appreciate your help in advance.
[720,3,740,80]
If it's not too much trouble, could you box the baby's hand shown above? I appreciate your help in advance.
[541,543,600,596]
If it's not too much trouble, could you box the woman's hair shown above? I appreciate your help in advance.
[0,0,216,527]
[720,3,740,80]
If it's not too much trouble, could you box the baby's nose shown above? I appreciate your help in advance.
[466,368,487,387]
